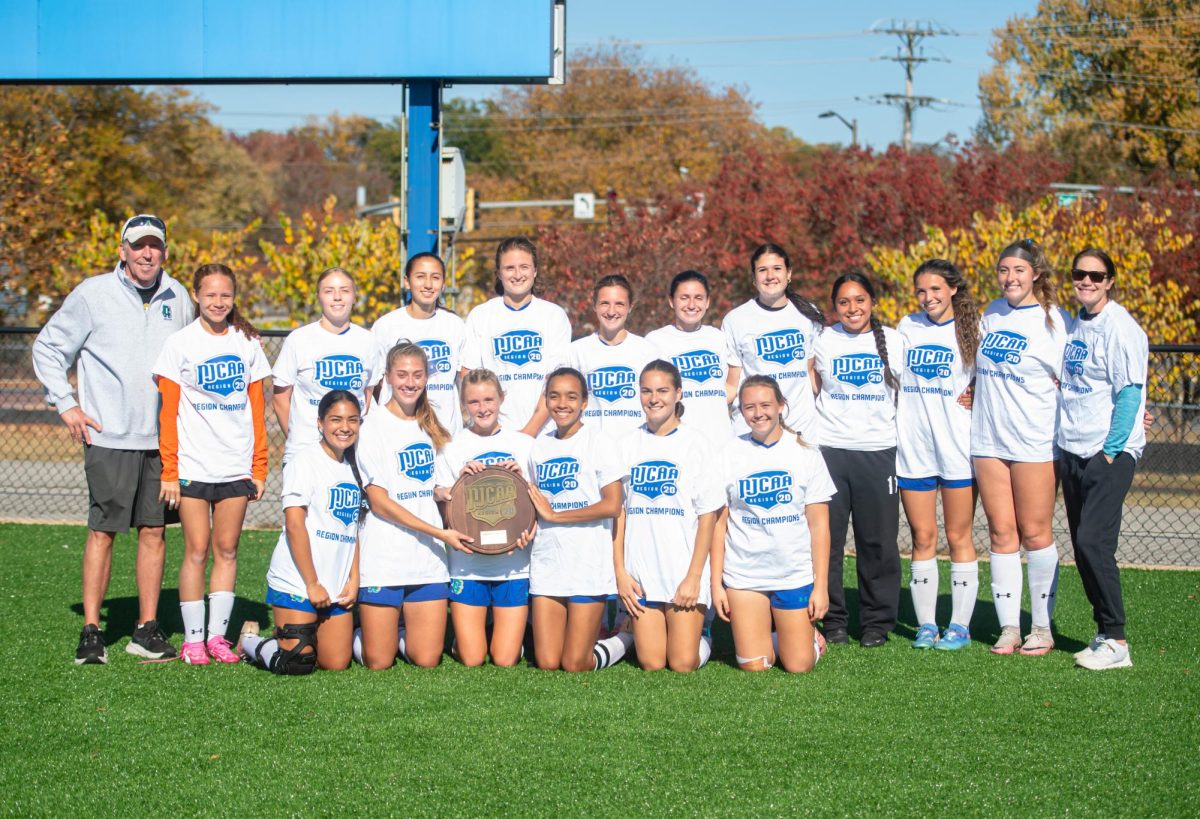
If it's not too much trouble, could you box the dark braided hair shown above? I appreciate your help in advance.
[830,272,898,396]
[913,259,980,369]
[191,263,259,340]
[750,243,826,328]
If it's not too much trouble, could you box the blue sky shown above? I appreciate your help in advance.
[186,1,1038,149]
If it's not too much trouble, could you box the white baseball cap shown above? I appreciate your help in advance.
[121,214,166,245]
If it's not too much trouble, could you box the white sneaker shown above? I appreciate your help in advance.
[1076,638,1132,670]
[1073,632,1106,661]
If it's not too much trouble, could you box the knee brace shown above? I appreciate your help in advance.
[266,622,318,676]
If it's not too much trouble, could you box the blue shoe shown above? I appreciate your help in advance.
[934,624,971,651]
[912,624,939,649]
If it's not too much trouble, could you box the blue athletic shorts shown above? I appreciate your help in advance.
[768,583,814,610]
[266,586,351,617]
[358,582,450,607]
[636,598,668,610]
[449,578,530,608]
[531,593,616,605]
[897,475,975,492]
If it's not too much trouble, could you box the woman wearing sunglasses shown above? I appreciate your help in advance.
[1057,248,1148,671]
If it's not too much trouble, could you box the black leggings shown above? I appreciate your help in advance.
[1058,451,1136,640]
[819,446,901,635]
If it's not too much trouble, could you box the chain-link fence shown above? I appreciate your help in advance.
[2,327,1197,566]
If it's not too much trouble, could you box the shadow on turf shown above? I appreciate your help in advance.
[71,592,269,643]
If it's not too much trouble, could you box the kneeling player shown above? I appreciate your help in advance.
[711,377,834,672]
[241,391,363,673]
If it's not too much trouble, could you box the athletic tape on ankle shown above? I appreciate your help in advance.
[736,654,773,669]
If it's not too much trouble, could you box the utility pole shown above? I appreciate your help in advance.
[864,20,958,150]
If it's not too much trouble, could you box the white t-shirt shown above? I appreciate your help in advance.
[1058,301,1149,460]
[355,408,447,587]
[462,297,572,432]
[526,425,623,597]
[971,300,1069,462]
[152,320,271,483]
[434,427,535,581]
[896,313,975,481]
[569,332,659,438]
[371,306,467,432]
[272,321,381,464]
[718,433,837,591]
[266,443,361,599]
[722,299,822,439]
[813,323,904,451]
[618,425,725,606]
[645,324,737,442]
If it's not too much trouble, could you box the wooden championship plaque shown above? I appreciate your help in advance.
[445,466,537,555]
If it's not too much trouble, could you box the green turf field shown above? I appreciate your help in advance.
[1,522,1197,816]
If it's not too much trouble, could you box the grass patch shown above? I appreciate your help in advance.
[1,522,1197,816]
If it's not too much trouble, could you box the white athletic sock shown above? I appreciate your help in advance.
[352,627,364,665]
[909,558,939,626]
[949,560,979,629]
[1026,545,1060,629]
[397,627,410,663]
[180,599,206,643]
[989,551,1023,629]
[242,635,279,671]
[592,631,633,670]
[207,591,235,641]
[697,635,713,669]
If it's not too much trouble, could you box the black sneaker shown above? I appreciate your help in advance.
[127,620,177,659]
[75,624,108,665]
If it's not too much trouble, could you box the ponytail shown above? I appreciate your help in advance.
[191,263,259,340]
[750,243,826,328]
[998,239,1058,330]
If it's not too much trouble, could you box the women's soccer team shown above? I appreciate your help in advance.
[154,235,1147,675]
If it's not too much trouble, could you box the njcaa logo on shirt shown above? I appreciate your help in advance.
[396,443,435,482]
[738,470,793,510]
[754,330,805,365]
[328,482,362,527]
[589,366,638,403]
[673,350,723,383]
[314,355,365,391]
[630,460,679,500]
[1064,340,1088,376]
[471,450,515,466]
[831,353,884,388]
[906,345,954,380]
[980,330,1028,365]
[493,330,543,367]
[416,339,454,374]
[537,457,580,495]
[196,354,247,397]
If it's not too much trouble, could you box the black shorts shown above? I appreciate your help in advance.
[179,478,257,502]
[84,446,177,532]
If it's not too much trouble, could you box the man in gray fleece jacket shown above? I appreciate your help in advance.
[33,214,195,664]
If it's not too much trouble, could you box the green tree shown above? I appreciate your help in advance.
[979,1,1200,177]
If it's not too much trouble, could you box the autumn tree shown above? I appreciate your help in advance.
[979,1,1200,178]
[865,196,1197,345]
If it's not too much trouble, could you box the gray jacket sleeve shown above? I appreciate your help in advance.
[31,288,94,414]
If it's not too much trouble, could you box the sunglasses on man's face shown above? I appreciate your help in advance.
[124,215,166,231]
[1071,269,1110,283]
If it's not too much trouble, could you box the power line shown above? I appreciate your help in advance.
[863,20,960,150]
[1021,13,1200,33]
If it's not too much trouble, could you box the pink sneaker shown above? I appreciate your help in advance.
[206,635,240,664]
[181,641,210,665]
